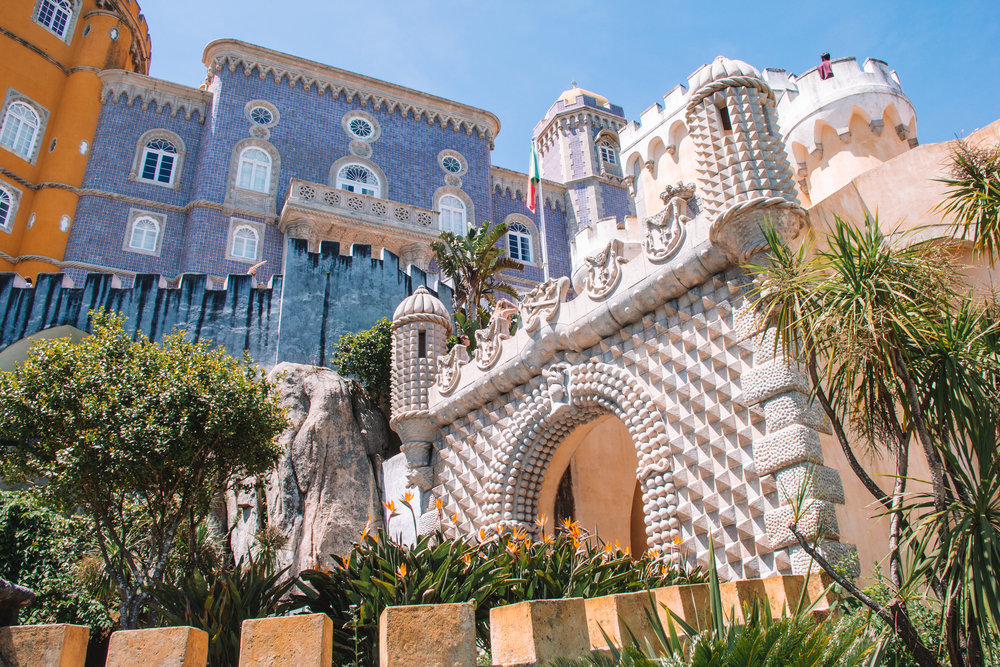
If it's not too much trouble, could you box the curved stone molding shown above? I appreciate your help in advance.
[436,344,469,396]
[100,70,210,122]
[482,360,679,555]
[582,239,628,300]
[738,297,858,577]
[474,316,511,371]
[520,276,570,333]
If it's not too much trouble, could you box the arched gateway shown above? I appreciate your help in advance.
[389,57,859,581]
[484,360,678,553]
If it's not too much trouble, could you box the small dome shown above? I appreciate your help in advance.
[558,84,611,109]
[393,285,449,320]
[690,56,762,92]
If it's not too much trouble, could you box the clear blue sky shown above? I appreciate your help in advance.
[142,0,999,173]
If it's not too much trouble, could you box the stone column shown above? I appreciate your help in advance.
[739,321,859,576]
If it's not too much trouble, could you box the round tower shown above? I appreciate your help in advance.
[390,286,452,492]
[685,57,805,262]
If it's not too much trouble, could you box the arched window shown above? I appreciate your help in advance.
[36,0,73,38]
[336,163,380,197]
[0,102,41,160]
[599,141,617,164]
[231,225,259,260]
[139,138,177,185]
[236,147,271,193]
[128,216,159,252]
[0,186,15,230]
[508,221,533,262]
[438,194,467,234]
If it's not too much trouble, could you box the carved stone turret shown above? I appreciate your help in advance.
[390,286,452,492]
[685,56,805,263]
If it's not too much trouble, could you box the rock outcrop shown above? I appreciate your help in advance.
[229,363,390,576]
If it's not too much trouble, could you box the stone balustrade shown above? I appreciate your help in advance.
[0,574,836,667]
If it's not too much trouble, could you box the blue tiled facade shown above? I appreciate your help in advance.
[52,40,632,349]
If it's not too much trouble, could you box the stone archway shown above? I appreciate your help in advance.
[484,360,680,554]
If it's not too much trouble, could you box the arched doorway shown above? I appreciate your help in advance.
[484,360,675,555]
[537,414,648,553]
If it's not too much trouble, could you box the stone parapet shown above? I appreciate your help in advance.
[490,598,590,666]
[378,602,476,667]
[106,626,208,667]
[238,614,333,667]
[0,624,88,667]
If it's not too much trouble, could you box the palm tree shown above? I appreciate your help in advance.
[431,220,522,345]
[748,214,1000,667]
[938,139,1000,261]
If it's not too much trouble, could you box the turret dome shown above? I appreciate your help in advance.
[690,56,762,92]
[557,83,611,109]
[393,286,450,321]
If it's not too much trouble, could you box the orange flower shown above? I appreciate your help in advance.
[451,513,459,524]
[478,527,487,541]
[403,491,415,503]
[673,535,683,546]
[435,498,444,511]
[383,500,397,513]
[534,514,548,527]
[496,523,504,535]
[396,563,407,579]
[462,553,472,567]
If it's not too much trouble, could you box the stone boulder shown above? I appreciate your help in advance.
[230,363,390,576]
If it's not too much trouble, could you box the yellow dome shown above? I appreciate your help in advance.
[558,83,611,109]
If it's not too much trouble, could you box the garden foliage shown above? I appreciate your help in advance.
[331,316,392,405]
[0,311,287,628]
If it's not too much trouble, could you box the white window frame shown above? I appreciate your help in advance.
[336,163,381,197]
[599,141,617,164]
[236,147,272,193]
[0,101,41,161]
[438,194,467,234]
[225,218,266,264]
[122,209,166,257]
[138,138,178,186]
[508,221,533,263]
[34,0,75,39]
[128,217,159,253]
[230,225,259,261]
[0,183,20,233]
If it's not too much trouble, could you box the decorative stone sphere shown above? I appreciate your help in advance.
[689,55,763,92]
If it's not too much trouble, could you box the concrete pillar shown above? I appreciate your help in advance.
[653,583,711,631]
[238,614,332,667]
[0,624,88,667]
[718,578,768,623]
[106,626,208,667]
[378,602,475,667]
[584,591,658,651]
[490,598,589,666]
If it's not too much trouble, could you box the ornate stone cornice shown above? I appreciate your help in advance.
[100,70,211,122]
[534,109,625,155]
[203,40,501,146]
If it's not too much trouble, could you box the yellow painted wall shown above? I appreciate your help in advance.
[0,0,150,279]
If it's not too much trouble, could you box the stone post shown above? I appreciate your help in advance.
[238,614,332,667]
[106,626,208,667]
[378,602,475,666]
[0,624,89,667]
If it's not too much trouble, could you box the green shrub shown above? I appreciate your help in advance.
[331,317,392,403]
[0,490,115,633]
[148,557,294,667]
[288,508,704,665]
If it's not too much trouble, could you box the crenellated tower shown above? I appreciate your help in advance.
[684,57,805,263]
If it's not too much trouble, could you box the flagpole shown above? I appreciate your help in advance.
[535,139,550,282]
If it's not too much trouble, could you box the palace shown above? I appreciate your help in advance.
[2,0,998,578]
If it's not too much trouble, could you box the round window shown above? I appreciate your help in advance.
[348,118,374,139]
[442,156,462,173]
[249,106,274,126]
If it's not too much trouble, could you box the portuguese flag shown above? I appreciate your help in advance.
[527,145,540,213]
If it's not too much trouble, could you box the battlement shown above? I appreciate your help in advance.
[766,57,916,154]
[0,238,452,370]
[100,70,211,122]
[108,0,152,73]
[619,62,722,151]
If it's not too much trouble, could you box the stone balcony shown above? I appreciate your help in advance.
[279,179,440,268]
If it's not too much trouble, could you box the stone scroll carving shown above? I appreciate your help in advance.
[582,239,628,300]
[643,182,694,263]
[474,316,511,370]
[521,276,571,332]
[436,343,469,395]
